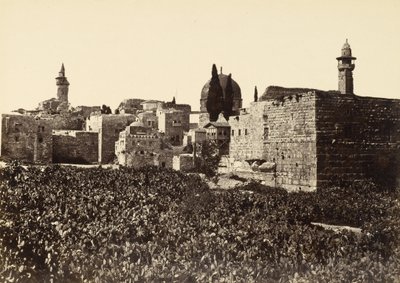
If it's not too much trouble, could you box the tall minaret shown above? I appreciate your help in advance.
[56,63,69,103]
[336,39,356,94]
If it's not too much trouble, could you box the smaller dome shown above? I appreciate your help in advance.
[129,121,145,128]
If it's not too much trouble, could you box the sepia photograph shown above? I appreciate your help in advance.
[0,0,399,282]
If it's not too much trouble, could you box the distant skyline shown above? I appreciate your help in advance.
[1,0,399,114]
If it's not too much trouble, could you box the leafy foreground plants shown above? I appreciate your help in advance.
[0,164,399,282]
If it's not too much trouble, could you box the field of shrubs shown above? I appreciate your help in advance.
[0,162,399,282]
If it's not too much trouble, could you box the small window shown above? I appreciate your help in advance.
[245,129,248,135]
[263,127,269,139]
[38,136,43,143]
[238,129,241,136]
[231,130,234,136]
[14,136,19,142]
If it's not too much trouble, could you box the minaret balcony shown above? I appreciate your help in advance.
[338,63,355,71]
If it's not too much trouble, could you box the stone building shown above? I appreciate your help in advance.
[1,111,87,164]
[141,100,164,111]
[137,111,158,129]
[73,106,102,119]
[226,41,400,190]
[115,121,173,168]
[85,114,136,163]
[157,109,190,146]
[53,130,98,164]
[2,63,90,167]
[183,128,206,147]
[203,113,231,155]
[117,99,145,114]
[1,114,53,163]
[163,100,192,113]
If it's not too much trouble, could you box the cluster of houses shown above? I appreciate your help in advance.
[2,41,399,190]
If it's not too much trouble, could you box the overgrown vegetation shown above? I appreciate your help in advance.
[192,140,221,177]
[0,163,399,282]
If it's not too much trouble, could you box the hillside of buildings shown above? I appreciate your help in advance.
[1,40,400,282]
[0,164,399,282]
[2,40,400,191]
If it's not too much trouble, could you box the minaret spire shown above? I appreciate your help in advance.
[59,63,65,76]
[56,63,69,103]
[336,40,356,94]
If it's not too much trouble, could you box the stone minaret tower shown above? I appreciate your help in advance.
[336,39,356,94]
[56,63,69,103]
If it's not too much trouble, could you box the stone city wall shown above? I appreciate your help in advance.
[53,130,98,164]
[315,92,400,187]
[228,89,318,191]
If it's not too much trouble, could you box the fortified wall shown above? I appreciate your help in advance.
[53,130,98,164]
[315,92,400,186]
[227,86,400,190]
[229,87,318,191]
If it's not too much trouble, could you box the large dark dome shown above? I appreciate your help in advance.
[200,69,243,115]
[201,73,242,100]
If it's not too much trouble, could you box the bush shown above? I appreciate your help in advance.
[192,140,221,177]
[0,164,399,282]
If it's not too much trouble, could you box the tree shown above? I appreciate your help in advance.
[224,74,233,119]
[101,104,112,114]
[254,86,258,102]
[171,96,176,105]
[206,64,224,121]
[194,140,221,177]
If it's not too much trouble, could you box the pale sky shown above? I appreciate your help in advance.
[1,0,399,114]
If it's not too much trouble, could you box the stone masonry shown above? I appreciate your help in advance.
[53,130,98,164]
[229,88,318,191]
[115,121,174,168]
[86,114,136,164]
[1,114,53,163]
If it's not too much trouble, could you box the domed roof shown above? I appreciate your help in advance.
[201,73,242,100]
[129,121,145,127]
